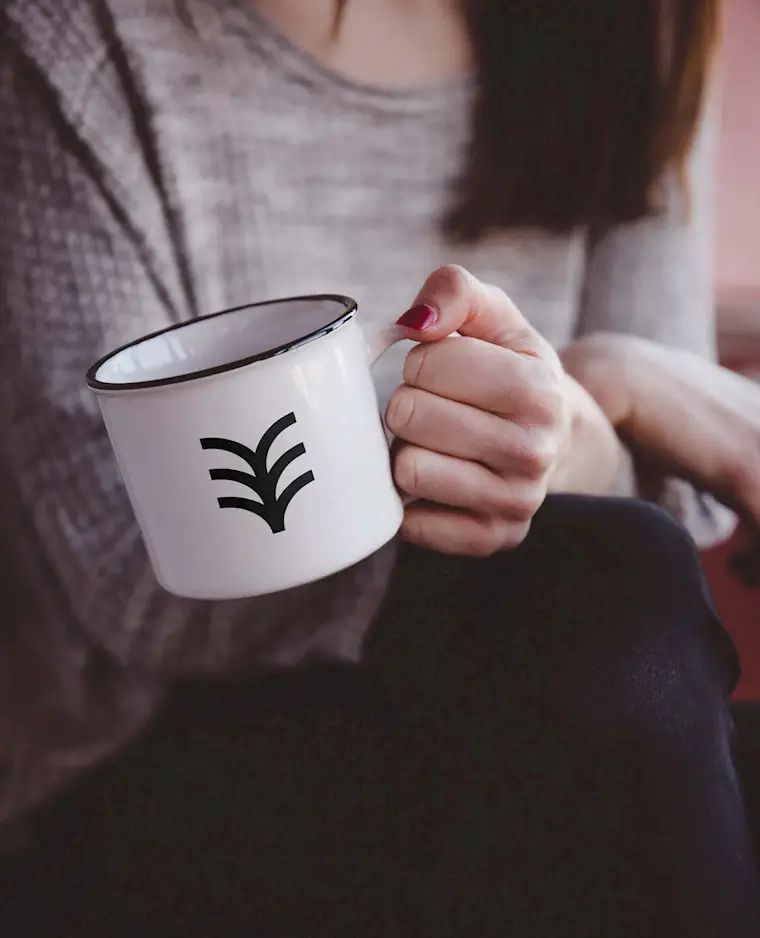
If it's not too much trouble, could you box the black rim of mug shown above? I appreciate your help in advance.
[85,293,358,393]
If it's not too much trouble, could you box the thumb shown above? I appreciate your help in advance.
[396,264,541,354]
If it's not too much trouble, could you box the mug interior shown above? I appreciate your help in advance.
[88,295,355,391]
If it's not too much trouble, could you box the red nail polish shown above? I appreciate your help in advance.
[396,304,438,331]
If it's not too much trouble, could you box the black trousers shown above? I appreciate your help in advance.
[2,496,759,937]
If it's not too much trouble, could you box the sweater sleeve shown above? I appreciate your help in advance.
[575,93,736,548]
[0,27,388,833]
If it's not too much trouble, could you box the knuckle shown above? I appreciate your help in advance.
[431,263,471,297]
[466,517,513,557]
[496,485,544,523]
[501,520,533,550]
[534,381,567,427]
[385,386,418,437]
[514,429,558,480]
[490,359,562,427]
[516,360,565,425]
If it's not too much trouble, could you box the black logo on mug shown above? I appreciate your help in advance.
[200,413,315,534]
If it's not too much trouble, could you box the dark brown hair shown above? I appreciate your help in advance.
[335,0,720,242]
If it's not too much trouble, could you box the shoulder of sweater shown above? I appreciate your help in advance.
[3,0,162,137]
[5,0,113,95]
[2,0,191,310]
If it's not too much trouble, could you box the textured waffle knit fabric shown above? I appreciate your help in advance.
[0,0,735,830]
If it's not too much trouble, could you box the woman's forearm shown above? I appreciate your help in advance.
[560,332,760,540]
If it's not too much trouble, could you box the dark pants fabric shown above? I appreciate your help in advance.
[733,702,760,866]
[2,495,759,937]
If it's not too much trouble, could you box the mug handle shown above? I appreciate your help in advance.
[362,322,460,505]
[362,323,408,366]
[361,322,415,504]
[363,321,461,365]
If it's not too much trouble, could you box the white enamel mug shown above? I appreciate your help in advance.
[86,295,405,599]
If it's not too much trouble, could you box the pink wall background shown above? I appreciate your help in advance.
[715,0,760,300]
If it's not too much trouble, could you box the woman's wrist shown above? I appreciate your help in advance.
[547,372,628,496]
[559,333,636,429]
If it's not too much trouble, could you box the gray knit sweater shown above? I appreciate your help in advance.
[0,0,733,830]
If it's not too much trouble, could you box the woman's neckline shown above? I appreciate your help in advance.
[211,0,476,115]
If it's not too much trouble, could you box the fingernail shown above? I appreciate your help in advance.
[396,304,438,331]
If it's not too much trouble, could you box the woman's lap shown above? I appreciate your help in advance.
[3,495,758,937]
[365,495,758,935]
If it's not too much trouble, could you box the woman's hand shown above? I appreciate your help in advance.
[562,333,760,527]
[385,265,618,556]
[386,265,563,555]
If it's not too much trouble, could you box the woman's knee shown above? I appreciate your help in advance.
[369,496,739,746]
[533,496,740,747]
[529,496,721,633]
[532,495,705,596]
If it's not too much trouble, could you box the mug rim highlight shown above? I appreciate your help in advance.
[86,293,357,394]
